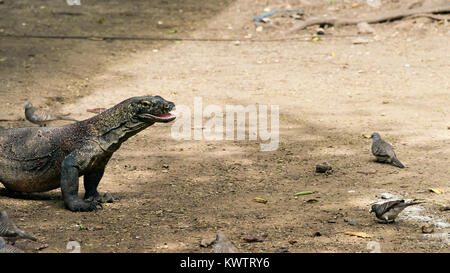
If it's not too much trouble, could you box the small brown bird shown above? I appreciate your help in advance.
[24,101,77,127]
[0,210,37,242]
[214,232,240,253]
[369,200,424,223]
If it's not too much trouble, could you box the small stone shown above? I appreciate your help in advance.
[200,237,216,248]
[422,223,434,234]
[316,162,332,173]
[256,26,263,32]
[36,244,49,251]
[352,37,370,44]
[316,28,325,35]
[380,193,398,200]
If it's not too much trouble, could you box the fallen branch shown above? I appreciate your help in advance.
[289,3,450,32]
[407,13,450,21]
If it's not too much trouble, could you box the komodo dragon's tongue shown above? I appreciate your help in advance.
[156,113,174,118]
[154,113,176,120]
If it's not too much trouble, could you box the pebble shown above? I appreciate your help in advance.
[316,162,332,173]
[200,237,216,248]
[422,223,434,234]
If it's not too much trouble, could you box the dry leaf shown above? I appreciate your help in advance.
[344,232,371,238]
[295,191,315,196]
[254,197,268,204]
[428,188,443,194]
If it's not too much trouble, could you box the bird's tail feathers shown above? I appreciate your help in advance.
[392,157,405,168]
[403,201,425,208]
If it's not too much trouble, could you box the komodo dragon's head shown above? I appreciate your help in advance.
[129,95,176,123]
[87,95,176,151]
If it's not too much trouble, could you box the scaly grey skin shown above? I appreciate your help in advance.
[0,237,25,253]
[24,101,77,127]
[0,210,36,242]
[370,132,405,168]
[1,96,176,212]
[369,200,424,223]
[214,232,240,253]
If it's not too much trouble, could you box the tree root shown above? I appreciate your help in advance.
[289,3,450,33]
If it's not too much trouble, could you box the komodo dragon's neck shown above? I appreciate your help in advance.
[79,103,154,152]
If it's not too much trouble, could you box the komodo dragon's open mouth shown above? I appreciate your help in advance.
[139,112,176,123]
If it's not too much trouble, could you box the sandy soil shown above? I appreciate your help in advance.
[0,0,449,253]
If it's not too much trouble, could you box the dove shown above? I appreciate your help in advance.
[24,101,77,127]
[370,132,405,168]
[0,210,37,242]
[369,200,424,223]
[214,232,240,253]
[0,237,25,253]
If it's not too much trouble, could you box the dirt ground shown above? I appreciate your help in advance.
[0,0,449,253]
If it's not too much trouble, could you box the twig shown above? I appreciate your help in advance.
[289,3,450,32]
[407,13,450,21]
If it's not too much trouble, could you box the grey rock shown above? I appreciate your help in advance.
[315,162,332,173]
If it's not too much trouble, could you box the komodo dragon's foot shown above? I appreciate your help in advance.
[65,198,102,212]
[85,192,119,204]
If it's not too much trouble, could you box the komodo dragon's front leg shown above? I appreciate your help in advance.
[84,169,117,204]
[61,144,107,212]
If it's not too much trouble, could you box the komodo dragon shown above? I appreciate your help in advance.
[0,96,175,212]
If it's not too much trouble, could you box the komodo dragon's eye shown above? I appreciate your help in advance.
[141,100,152,108]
